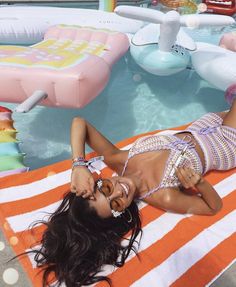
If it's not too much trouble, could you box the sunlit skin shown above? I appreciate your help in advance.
[70,100,236,217]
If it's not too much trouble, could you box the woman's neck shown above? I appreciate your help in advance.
[126,170,150,199]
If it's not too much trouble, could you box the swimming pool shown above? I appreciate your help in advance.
[0,14,234,170]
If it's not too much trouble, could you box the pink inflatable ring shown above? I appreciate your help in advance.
[225,84,236,105]
[219,32,236,52]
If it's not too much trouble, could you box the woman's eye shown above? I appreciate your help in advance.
[101,185,111,197]
[111,199,123,212]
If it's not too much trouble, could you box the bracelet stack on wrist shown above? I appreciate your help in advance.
[72,156,104,172]
[72,157,88,169]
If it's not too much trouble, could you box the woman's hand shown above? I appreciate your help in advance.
[70,166,95,199]
[176,167,203,190]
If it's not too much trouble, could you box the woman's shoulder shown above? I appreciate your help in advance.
[104,149,129,174]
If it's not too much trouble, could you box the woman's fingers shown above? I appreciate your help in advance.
[70,174,95,199]
[71,186,95,199]
[70,185,77,193]
[176,167,202,189]
[176,167,189,188]
[88,177,95,200]
[88,176,95,190]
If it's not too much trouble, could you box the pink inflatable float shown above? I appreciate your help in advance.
[225,83,236,105]
[219,31,236,52]
[0,25,129,108]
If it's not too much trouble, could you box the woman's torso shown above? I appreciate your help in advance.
[112,112,235,201]
[119,131,205,200]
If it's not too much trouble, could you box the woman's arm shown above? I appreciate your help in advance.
[146,181,222,215]
[71,116,120,162]
[145,167,222,215]
[70,117,122,198]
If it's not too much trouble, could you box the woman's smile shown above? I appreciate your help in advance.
[89,176,138,218]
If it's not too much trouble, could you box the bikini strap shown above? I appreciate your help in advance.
[121,135,170,176]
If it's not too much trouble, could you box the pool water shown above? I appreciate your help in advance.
[1,24,233,170]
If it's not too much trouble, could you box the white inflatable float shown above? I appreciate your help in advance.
[130,22,196,76]
[0,5,145,45]
[115,6,236,90]
[191,42,236,91]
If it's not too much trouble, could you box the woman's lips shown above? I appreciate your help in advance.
[120,183,129,196]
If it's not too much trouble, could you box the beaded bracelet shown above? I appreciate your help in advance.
[72,156,87,166]
[72,156,104,173]
[72,156,86,163]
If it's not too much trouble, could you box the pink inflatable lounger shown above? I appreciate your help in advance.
[219,31,236,52]
[0,25,129,108]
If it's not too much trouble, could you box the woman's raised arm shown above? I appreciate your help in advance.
[71,116,120,162]
[70,117,122,198]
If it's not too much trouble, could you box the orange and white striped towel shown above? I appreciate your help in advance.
[0,124,235,287]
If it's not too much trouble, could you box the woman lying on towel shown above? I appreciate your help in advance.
[34,99,236,287]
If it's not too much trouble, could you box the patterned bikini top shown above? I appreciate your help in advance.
[121,133,203,199]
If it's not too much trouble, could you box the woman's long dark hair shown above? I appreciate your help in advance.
[32,191,142,287]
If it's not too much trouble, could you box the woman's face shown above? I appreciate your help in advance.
[89,176,137,218]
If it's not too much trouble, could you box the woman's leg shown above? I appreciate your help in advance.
[222,98,236,129]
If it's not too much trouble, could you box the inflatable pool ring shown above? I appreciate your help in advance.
[219,31,236,52]
[130,40,191,76]
[225,84,236,105]
[116,5,236,82]
[160,0,198,14]
[0,106,29,177]
[202,0,236,16]
[0,6,144,45]
[129,22,194,76]
[191,42,236,91]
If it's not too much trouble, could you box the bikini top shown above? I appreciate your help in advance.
[121,133,203,199]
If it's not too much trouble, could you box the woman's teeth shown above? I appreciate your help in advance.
[120,183,129,196]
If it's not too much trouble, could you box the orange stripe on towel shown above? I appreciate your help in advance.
[204,169,235,185]
[0,159,71,188]
[171,233,236,287]
[1,184,70,217]
[17,225,46,249]
[96,191,236,287]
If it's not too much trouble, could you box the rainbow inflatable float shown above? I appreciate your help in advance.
[99,0,117,12]
[0,106,29,177]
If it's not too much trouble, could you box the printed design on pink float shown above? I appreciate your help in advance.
[0,37,110,70]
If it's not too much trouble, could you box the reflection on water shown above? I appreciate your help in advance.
[1,15,233,169]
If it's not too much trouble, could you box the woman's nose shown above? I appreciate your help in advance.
[109,187,123,200]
